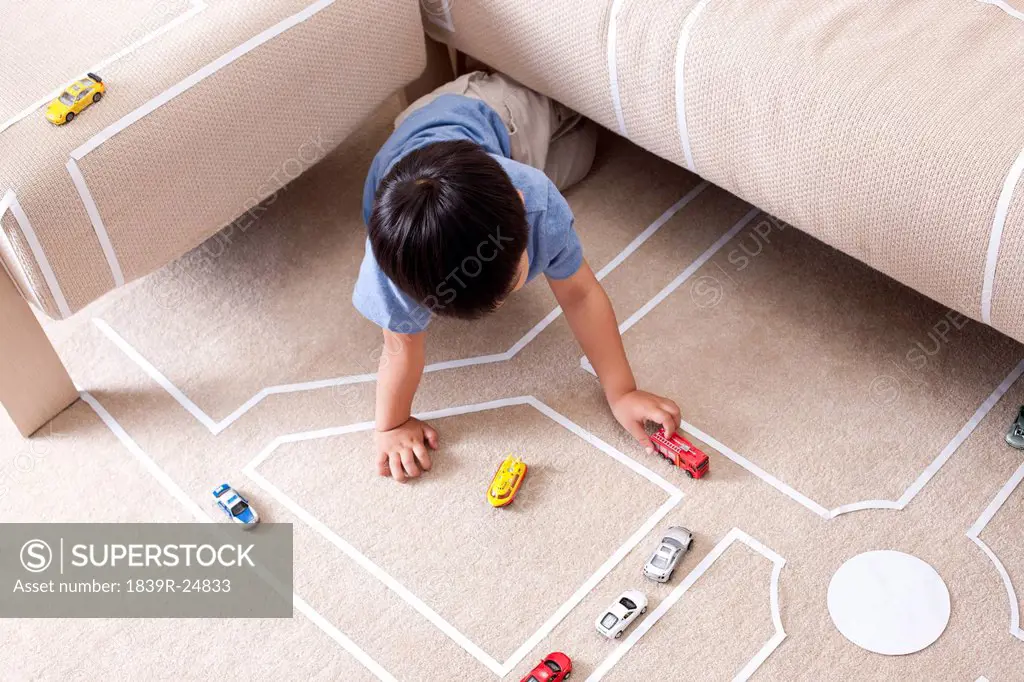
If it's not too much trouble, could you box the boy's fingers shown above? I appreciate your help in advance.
[377,452,391,477]
[626,421,654,454]
[423,424,439,450]
[650,408,678,437]
[647,407,668,426]
[400,449,421,478]
[663,415,680,438]
[661,400,681,419]
[412,442,432,471]
[388,452,407,482]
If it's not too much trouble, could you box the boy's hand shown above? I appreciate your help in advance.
[374,417,438,482]
[610,390,681,454]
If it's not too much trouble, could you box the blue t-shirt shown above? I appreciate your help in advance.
[353,94,583,333]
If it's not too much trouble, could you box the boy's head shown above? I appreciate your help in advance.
[368,140,529,320]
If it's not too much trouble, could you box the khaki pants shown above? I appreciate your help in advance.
[396,71,598,191]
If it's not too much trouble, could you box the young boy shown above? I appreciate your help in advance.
[355,71,681,481]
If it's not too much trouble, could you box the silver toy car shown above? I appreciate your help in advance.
[643,526,693,583]
[1008,406,1024,451]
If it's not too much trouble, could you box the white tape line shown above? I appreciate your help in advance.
[82,389,398,680]
[618,206,760,335]
[734,546,786,682]
[578,205,836,517]
[978,0,1024,20]
[243,395,683,502]
[586,528,786,682]
[735,631,786,682]
[68,0,338,287]
[244,397,536,472]
[969,510,1022,643]
[527,397,682,497]
[73,0,336,158]
[503,308,562,359]
[244,467,505,675]
[675,0,713,171]
[594,181,710,281]
[424,351,510,372]
[1,190,73,318]
[0,1,208,135]
[584,200,1024,520]
[768,560,784,636]
[98,190,701,433]
[66,159,125,287]
[679,419,830,519]
[968,532,1023,641]
[829,358,1024,516]
[504,492,683,673]
[589,202,742,364]
[90,2,209,67]
[607,0,628,136]
[212,372,380,432]
[245,394,681,677]
[96,311,528,435]
[81,389,210,522]
[679,360,1023,521]
[92,318,220,432]
[516,181,708,360]
[894,359,1024,505]
[292,595,399,682]
[970,461,1024,540]
[827,499,902,515]
[981,147,1024,324]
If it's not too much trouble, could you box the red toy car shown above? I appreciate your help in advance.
[650,428,709,479]
[520,652,572,682]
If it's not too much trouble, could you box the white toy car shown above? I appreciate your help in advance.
[595,590,647,639]
[212,483,259,528]
[643,526,693,583]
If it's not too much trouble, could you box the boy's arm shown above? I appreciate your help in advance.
[374,330,438,481]
[548,261,680,451]
[376,329,425,430]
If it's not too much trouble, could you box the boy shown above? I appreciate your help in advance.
[355,71,681,481]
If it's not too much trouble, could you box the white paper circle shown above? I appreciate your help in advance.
[827,550,950,655]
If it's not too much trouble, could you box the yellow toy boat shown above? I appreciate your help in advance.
[487,455,527,507]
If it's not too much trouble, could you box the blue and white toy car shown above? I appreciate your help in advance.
[212,483,259,528]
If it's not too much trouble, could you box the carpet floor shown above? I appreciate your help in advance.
[5,96,1024,681]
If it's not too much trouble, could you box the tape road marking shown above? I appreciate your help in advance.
[95,186,709,433]
[80,389,398,680]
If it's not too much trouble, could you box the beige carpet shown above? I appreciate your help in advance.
[5,96,1024,681]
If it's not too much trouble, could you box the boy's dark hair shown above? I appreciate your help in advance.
[368,140,529,320]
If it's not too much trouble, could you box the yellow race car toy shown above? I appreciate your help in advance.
[487,455,527,507]
[46,73,105,125]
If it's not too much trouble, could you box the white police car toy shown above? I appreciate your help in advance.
[212,483,259,528]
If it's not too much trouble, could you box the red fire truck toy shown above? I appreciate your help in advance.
[650,428,709,479]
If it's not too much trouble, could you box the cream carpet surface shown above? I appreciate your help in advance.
[5,97,1024,681]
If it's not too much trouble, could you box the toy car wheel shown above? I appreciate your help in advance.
[93,92,102,103]
[564,673,571,680]
[640,606,647,615]
[685,469,694,478]
[614,631,623,639]
[64,112,74,123]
